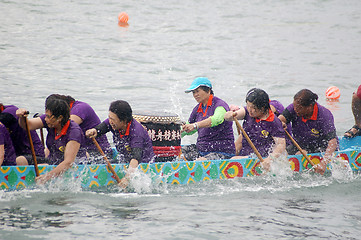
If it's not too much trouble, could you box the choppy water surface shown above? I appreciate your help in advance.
[1,0,361,239]
[0,168,360,239]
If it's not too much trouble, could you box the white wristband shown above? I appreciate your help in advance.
[193,123,198,129]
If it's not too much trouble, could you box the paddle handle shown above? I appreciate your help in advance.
[92,137,121,184]
[24,116,40,177]
[284,130,315,167]
[233,116,264,163]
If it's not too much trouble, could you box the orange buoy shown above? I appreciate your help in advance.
[118,12,129,23]
[325,86,340,99]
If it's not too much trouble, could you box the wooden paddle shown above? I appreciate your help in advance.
[233,116,264,163]
[284,130,315,167]
[24,115,40,177]
[91,137,121,184]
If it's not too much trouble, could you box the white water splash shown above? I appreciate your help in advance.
[329,157,355,182]
[269,156,294,178]
[128,168,169,194]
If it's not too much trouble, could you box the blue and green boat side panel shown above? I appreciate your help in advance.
[1,148,361,190]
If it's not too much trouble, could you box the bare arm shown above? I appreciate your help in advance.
[70,114,83,125]
[278,115,287,129]
[182,117,212,133]
[234,135,242,155]
[324,138,338,159]
[36,140,80,184]
[314,138,338,175]
[16,108,44,130]
[270,137,286,158]
[261,137,286,171]
[224,107,246,121]
[118,158,139,189]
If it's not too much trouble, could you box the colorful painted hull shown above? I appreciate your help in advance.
[1,137,361,190]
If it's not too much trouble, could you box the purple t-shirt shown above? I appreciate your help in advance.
[270,100,292,144]
[0,123,17,166]
[239,108,285,158]
[3,105,45,157]
[40,115,86,165]
[283,103,337,152]
[270,100,284,116]
[70,101,111,154]
[103,118,154,163]
[188,95,235,154]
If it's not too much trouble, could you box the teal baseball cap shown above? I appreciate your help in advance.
[185,77,212,93]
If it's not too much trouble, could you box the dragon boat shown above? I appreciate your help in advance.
[1,136,361,191]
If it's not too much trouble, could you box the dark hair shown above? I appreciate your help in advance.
[45,96,70,127]
[0,112,17,128]
[294,89,318,106]
[199,86,214,95]
[109,100,133,123]
[245,88,270,113]
[46,94,75,105]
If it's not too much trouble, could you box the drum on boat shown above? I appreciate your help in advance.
[133,112,182,162]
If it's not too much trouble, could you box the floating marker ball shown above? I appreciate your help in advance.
[325,86,340,99]
[118,12,129,23]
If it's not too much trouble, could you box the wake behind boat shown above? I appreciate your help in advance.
[1,136,360,191]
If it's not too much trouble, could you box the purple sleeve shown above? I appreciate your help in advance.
[282,103,296,123]
[270,100,285,116]
[319,108,336,136]
[70,102,88,121]
[40,114,48,128]
[270,118,285,138]
[103,118,110,126]
[67,123,84,144]
[130,135,145,149]
[0,127,4,145]
[188,105,198,124]
[285,103,294,113]
[129,123,147,149]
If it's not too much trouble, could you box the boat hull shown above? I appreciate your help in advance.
[1,147,361,190]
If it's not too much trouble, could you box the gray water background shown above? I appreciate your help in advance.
[1,0,361,239]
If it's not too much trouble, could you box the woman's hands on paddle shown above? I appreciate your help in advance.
[16,108,29,129]
[86,128,97,138]
[118,159,138,189]
[261,158,271,171]
[35,173,53,185]
[314,138,337,175]
[118,177,129,189]
[224,110,238,121]
[16,108,29,117]
[314,160,327,175]
[182,123,197,133]
[182,118,212,133]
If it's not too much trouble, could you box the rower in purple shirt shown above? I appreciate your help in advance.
[278,89,338,175]
[0,104,45,162]
[45,95,111,158]
[181,77,235,161]
[230,99,292,151]
[344,84,361,138]
[224,88,286,171]
[86,100,155,189]
[0,121,27,166]
[16,97,86,184]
